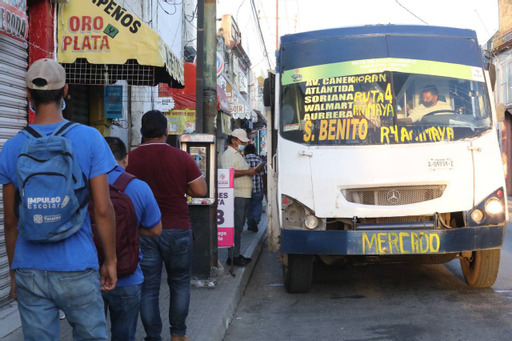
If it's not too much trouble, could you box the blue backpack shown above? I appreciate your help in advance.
[15,121,89,242]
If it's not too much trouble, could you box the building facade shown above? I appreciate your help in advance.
[491,0,512,194]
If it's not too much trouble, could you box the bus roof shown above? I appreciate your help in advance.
[281,25,478,45]
[279,25,483,70]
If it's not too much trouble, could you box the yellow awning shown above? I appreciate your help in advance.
[56,0,183,87]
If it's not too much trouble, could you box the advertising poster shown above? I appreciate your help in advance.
[165,109,196,135]
[217,168,234,248]
[104,86,123,119]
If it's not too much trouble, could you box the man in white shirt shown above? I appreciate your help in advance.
[220,129,257,266]
[409,85,452,123]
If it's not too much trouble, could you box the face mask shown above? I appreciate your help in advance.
[237,144,246,152]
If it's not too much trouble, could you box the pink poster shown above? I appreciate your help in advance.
[217,169,234,248]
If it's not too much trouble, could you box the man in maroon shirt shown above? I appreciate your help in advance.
[126,110,207,341]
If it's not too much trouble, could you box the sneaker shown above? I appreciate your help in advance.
[171,336,190,341]
[248,222,258,232]
[226,256,251,266]
[239,255,252,263]
[59,310,66,320]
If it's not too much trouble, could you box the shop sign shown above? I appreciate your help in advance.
[217,51,224,77]
[0,1,28,42]
[57,0,184,86]
[230,97,246,115]
[165,109,196,135]
[217,168,234,248]
[104,86,123,119]
[155,96,175,112]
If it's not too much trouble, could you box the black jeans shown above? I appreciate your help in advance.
[229,197,250,258]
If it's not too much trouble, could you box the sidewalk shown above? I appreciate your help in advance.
[0,217,267,341]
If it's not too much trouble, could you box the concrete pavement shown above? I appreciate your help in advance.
[0,216,267,341]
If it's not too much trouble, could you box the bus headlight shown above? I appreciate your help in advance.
[485,198,503,215]
[304,215,319,229]
[470,209,484,223]
[281,195,326,230]
[467,188,506,226]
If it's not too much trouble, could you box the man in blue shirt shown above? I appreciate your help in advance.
[244,144,265,232]
[103,136,162,341]
[0,58,117,340]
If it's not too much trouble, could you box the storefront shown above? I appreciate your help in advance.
[158,62,232,152]
[0,0,28,306]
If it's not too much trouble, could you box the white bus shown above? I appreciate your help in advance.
[264,25,508,293]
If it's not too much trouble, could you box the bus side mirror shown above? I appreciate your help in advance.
[496,103,506,123]
[489,62,496,92]
[263,78,272,107]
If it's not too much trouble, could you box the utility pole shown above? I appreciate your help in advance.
[276,0,279,51]
[192,0,218,279]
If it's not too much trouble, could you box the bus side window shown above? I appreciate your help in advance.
[281,105,296,125]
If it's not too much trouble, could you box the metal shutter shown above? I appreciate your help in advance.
[0,34,28,305]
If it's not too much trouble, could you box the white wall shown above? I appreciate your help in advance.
[183,0,198,53]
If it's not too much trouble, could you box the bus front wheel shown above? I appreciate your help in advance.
[460,249,500,288]
[283,254,314,293]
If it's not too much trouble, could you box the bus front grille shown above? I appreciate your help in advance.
[341,185,446,206]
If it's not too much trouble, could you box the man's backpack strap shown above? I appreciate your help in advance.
[53,121,78,136]
[22,126,43,138]
[112,172,136,192]
[21,121,77,139]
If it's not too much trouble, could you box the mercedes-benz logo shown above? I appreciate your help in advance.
[386,189,401,205]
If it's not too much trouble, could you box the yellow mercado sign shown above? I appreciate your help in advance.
[362,231,441,255]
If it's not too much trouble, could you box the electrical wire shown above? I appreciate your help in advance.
[257,0,274,40]
[247,3,268,67]
[250,0,273,69]
[395,0,428,25]
[185,3,198,23]
[295,0,300,32]
[283,0,292,33]
[474,9,491,38]
[158,0,178,16]
[236,0,248,24]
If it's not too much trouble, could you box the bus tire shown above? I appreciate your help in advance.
[460,249,500,288]
[283,254,314,293]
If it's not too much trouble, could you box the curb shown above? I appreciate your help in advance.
[188,226,267,341]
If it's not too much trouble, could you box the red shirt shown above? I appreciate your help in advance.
[126,143,203,229]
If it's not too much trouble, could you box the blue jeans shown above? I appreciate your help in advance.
[15,268,107,341]
[139,228,193,340]
[102,284,141,341]
[247,190,264,228]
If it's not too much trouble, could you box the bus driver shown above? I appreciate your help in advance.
[409,85,452,122]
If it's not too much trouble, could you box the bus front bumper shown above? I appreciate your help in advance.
[280,225,505,255]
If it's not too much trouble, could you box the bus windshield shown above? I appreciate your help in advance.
[280,63,492,146]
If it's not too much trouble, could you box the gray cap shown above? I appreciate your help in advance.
[26,58,66,90]
[231,128,250,142]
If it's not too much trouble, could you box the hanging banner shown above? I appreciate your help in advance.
[0,1,28,42]
[165,109,196,135]
[218,169,234,248]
